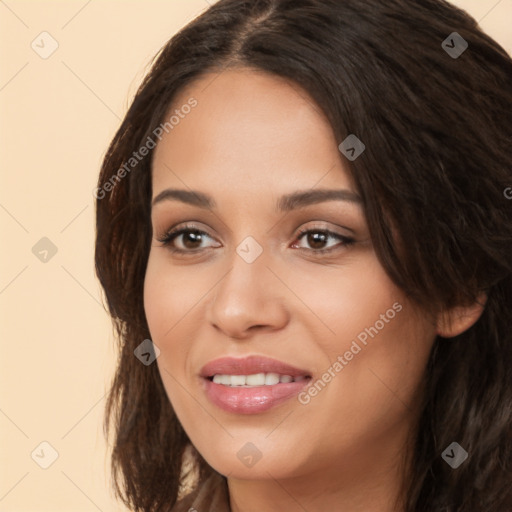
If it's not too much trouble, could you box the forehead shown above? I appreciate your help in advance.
[151,68,355,198]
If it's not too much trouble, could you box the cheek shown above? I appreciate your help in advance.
[143,254,193,370]
[143,254,201,415]
[144,262,170,345]
[143,251,227,390]
[289,254,404,357]
[324,305,433,442]
[294,256,434,417]
[143,252,208,342]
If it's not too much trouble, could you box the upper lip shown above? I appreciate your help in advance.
[200,355,311,378]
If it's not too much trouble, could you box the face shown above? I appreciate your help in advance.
[144,68,437,482]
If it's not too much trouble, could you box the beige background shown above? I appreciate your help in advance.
[0,1,510,510]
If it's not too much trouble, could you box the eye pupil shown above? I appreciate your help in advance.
[308,232,327,249]
[183,231,203,249]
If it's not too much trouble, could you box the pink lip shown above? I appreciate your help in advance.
[200,356,311,414]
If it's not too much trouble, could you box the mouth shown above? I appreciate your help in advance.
[200,356,312,414]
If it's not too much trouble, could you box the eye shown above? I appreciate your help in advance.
[157,224,220,253]
[292,227,355,254]
[156,223,355,256]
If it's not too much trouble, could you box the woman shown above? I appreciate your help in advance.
[95,0,512,510]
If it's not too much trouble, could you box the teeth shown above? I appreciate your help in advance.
[265,372,280,385]
[246,373,265,385]
[211,373,301,387]
[230,375,246,386]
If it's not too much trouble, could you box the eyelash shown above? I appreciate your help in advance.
[156,223,355,256]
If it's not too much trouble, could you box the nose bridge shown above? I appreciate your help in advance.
[206,234,289,337]
[213,234,271,312]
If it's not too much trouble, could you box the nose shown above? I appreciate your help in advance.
[205,247,290,340]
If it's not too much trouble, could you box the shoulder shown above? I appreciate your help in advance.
[170,471,230,512]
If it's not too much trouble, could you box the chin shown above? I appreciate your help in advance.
[196,438,308,481]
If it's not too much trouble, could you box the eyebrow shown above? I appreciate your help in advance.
[151,188,362,211]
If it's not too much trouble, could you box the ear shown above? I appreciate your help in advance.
[436,292,488,338]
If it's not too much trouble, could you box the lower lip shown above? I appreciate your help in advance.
[202,378,311,414]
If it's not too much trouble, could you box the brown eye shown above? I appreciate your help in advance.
[304,232,329,249]
[157,225,220,253]
[177,230,205,250]
[293,228,355,254]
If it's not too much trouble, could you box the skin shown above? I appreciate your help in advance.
[143,68,482,512]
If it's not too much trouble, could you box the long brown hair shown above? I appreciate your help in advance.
[95,1,512,510]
